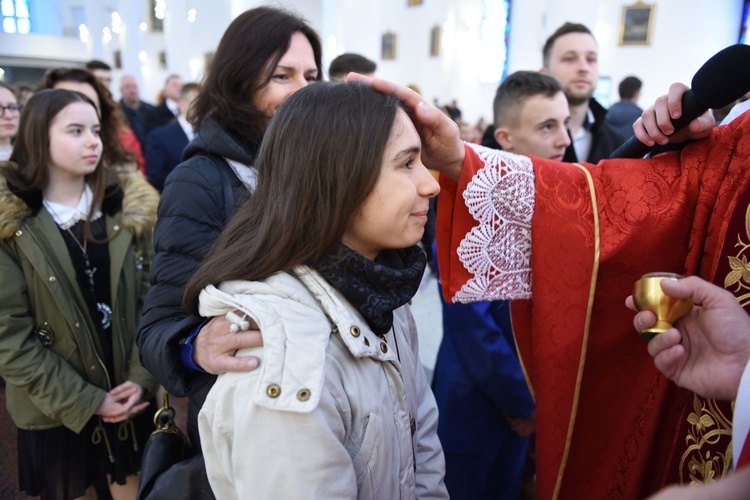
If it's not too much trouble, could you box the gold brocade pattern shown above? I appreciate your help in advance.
[724,202,750,307]
[679,395,733,484]
[678,200,750,484]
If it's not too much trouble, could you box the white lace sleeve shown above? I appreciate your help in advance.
[453,143,534,302]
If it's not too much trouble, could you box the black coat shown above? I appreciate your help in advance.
[137,120,259,443]
[563,98,625,164]
[144,102,177,136]
[121,100,156,146]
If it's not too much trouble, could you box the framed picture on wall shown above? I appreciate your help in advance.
[382,32,397,60]
[429,26,441,57]
[619,2,655,45]
[408,0,423,5]
[204,51,215,71]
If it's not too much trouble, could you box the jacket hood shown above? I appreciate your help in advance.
[183,119,260,166]
[0,171,159,240]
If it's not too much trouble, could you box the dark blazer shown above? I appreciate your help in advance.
[120,100,156,146]
[563,98,625,163]
[144,121,189,191]
[144,102,177,136]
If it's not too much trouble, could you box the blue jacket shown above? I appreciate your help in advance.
[432,296,535,500]
[144,121,189,191]
[605,100,644,140]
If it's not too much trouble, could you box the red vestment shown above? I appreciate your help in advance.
[436,112,750,498]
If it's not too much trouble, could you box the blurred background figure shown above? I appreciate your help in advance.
[120,75,156,148]
[145,74,183,135]
[444,99,462,121]
[541,22,623,162]
[145,82,200,191]
[15,84,34,106]
[720,90,750,125]
[0,83,20,161]
[458,121,480,144]
[85,59,113,91]
[605,75,644,139]
[328,52,376,80]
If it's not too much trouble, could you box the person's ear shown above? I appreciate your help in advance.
[539,66,548,75]
[494,127,513,151]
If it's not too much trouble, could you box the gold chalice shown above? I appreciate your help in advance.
[633,272,693,340]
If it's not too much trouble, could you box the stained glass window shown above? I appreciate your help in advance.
[478,0,511,83]
[1,0,30,33]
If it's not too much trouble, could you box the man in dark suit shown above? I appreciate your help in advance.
[119,75,156,147]
[144,82,199,191]
[144,74,183,136]
[541,23,624,163]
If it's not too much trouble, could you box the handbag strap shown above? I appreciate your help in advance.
[152,392,185,437]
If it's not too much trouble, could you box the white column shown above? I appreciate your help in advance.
[117,0,145,90]
[162,0,191,80]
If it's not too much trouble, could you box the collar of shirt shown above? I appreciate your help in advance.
[177,115,194,141]
[165,98,179,116]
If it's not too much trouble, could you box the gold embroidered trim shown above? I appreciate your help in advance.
[678,197,750,483]
[553,163,600,499]
[724,202,750,306]
[679,395,733,484]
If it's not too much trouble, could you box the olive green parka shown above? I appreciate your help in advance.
[0,171,159,433]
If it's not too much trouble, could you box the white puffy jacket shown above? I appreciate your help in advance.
[198,266,448,500]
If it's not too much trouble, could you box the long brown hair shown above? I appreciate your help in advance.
[184,82,400,315]
[1,89,113,238]
[190,6,323,145]
[37,67,135,169]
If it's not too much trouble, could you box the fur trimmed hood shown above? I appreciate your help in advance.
[0,171,159,240]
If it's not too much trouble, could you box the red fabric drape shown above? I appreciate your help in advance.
[435,113,750,498]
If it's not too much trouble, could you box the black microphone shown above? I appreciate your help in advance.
[610,44,750,159]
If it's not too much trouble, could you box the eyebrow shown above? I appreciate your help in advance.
[561,50,597,56]
[275,64,318,73]
[65,122,99,129]
[392,145,420,161]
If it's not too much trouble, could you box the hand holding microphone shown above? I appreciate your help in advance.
[633,83,717,148]
[611,44,750,159]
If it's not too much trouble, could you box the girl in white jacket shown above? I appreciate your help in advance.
[183,82,447,499]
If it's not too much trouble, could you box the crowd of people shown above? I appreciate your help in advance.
[1,6,749,500]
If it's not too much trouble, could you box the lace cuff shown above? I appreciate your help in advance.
[454,144,534,302]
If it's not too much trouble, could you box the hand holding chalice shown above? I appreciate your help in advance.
[633,272,694,339]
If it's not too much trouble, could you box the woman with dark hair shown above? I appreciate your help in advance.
[37,67,146,174]
[136,4,323,472]
[0,82,21,161]
[0,88,158,499]
[183,81,446,498]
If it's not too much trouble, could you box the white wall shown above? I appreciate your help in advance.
[0,0,745,123]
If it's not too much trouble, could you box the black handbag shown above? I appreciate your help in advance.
[137,392,214,500]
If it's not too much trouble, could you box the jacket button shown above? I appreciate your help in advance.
[297,389,311,402]
[75,322,81,328]
[113,225,120,231]
[380,342,388,353]
[349,326,361,338]
[90,365,96,371]
[266,384,281,398]
[48,276,56,283]
[15,230,22,237]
